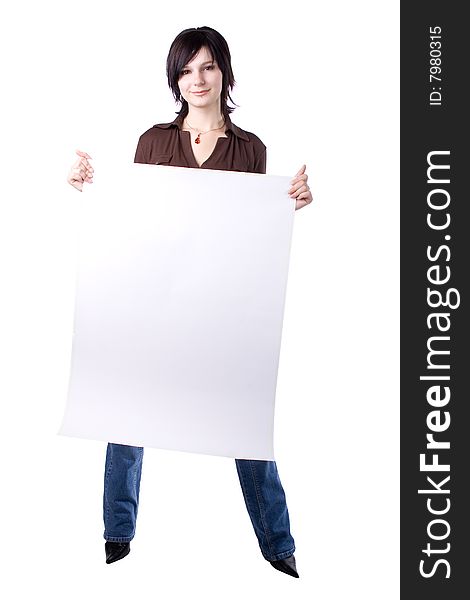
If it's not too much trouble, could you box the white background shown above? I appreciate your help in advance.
[0,1,399,599]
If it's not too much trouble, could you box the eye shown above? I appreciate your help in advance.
[205,65,214,70]
[181,69,190,76]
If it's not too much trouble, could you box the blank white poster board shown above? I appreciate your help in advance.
[59,164,295,459]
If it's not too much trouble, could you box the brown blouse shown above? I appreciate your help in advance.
[134,113,267,174]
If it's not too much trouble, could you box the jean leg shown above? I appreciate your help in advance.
[103,443,144,542]
[235,459,295,561]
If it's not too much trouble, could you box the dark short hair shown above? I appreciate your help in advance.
[166,26,237,119]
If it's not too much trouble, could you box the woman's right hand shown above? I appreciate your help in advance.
[67,150,94,191]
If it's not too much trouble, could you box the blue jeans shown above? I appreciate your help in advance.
[103,443,295,561]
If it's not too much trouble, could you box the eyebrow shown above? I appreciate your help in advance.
[182,60,215,68]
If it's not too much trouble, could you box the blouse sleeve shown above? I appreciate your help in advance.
[253,147,267,175]
[134,134,149,164]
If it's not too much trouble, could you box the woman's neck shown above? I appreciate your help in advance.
[184,106,225,132]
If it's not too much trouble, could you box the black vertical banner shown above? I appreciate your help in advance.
[401,3,468,598]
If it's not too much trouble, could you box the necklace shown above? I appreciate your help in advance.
[184,118,226,144]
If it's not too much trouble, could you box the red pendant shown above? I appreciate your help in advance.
[195,134,201,144]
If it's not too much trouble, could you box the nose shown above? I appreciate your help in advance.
[193,70,205,86]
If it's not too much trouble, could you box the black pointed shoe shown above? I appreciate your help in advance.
[105,541,131,564]
[269,554,299,578]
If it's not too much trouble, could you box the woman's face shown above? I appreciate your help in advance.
[178,46,223,112]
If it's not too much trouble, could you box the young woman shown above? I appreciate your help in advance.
[67,26,312,578]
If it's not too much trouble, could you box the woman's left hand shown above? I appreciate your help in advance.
[289,164,313,210]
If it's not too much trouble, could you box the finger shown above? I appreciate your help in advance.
[289,173,308,188]
[77,167,88,179]
[292,164,306,179]
[69,167,89,182]
[76,149,92,160]
[289,184,309,198]
[75,158,94,175]
[293,173,308,182]
[69,167,84,179]
[71,157,91,174]
[68,169,91,189]
[78,156,93,170]
[82,162,94,175]
[288,178,308,194]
